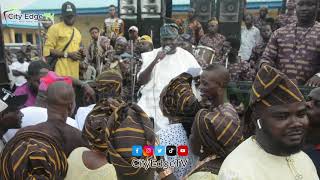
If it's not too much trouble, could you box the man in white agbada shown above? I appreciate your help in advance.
[137,24,201,132]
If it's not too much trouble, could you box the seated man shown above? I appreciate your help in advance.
[0,90,27,153]
[218,65,319,180]
[305,87,320,176]
[1,82,88,179]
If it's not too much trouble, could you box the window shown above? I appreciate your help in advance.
[26,33,33,44]
[14,33,23,43]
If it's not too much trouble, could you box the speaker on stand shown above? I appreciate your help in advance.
[216,0,243,44]
[191,0,215,32]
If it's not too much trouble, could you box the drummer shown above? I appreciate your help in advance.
[199,18,226,61]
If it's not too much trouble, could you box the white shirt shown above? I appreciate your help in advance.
[218,137,319,180]
[3,106,79,142]
[9,61,29,87]
[74,104,95,130]
[238,26,262,61]
[137,47,201,132]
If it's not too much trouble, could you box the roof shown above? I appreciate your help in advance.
[18,0,282,15]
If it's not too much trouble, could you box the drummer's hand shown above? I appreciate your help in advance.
[82,84,96,103]
[306,75,320,87]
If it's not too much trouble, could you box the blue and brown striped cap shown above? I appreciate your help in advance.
[250,65,304,108]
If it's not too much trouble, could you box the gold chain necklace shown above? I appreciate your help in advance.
[251,136,303,180]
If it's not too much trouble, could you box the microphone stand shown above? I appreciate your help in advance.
[130,40,136,103]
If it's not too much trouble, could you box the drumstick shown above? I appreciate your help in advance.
[210,55,214,64]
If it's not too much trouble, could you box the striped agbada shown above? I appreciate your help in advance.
[190,103,243,175]
[105,103,155,177]
[244,65,305,137]
[0,131,68,180]
[83,69,123,152]
[260,22,320,85]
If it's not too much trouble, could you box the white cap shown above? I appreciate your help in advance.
[128,26,138,32]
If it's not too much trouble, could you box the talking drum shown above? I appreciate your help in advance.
[193,46,216,67]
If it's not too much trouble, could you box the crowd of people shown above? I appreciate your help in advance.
[0,0,320,179]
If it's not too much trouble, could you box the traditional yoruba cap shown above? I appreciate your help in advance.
[61,1,76,16]
[0,89,27,112]
[194,103,243,157]
[250,65,304,109]
[95,69,123,98]
[106,103,155,177]
[160,73,201,121]
[115,36,128,45]
[160,23,179,39]
[128,26,138,32]
[139,35,153,44]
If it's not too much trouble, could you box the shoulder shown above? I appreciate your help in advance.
[14,83,28,95]
[49,22,63,30]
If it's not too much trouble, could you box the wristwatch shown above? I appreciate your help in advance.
[64,52,68,58]
[159,168,173,179]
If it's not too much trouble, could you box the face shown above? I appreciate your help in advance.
[137,41,153,53]
[109,7,116,17]
[258,102,308,153]
[63,14,76,26]
[16,52,25,63]
[115,42,127,55]
[244,15,253,27]
[0,108,23,129]
[287,1,296,10]
[28,68,49,95]
[296,0,317,23]
[161,37,178,54]
[208,23,219,34]
[199,70,223,103]
[261,25,272,40]
[188,9,195,19]
[90,29,99,41]
[260,8,268,18]
[129,30,138,40]
[306,93,320,126]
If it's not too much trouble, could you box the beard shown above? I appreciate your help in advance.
[262,127,303,155]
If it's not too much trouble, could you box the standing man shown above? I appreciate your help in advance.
[239,13,262,61]
[86,27,101,71]
[218,65,319,180]
[276,0,298,28]
[9,50,29,87]
[104,5,124,44]
[254,6,269,31]
[44,1,82,79]
[128,26,140,43]
[137,24,201,132]
[183,8,204,45]
[260,0,320,86]
[199,18,226,62]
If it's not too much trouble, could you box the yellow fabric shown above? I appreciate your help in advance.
[139,35,153,44]
[65,147,117,180]
[188,172,218,180]
[43,22,82,79]
[218,137,319,180]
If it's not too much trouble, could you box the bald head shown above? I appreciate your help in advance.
[47,81,75,106]
[204,64,230,87]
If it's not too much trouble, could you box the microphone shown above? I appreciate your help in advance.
[163,46,171,54]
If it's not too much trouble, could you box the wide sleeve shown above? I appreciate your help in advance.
[43,25,58,57]
[259,31,279,68]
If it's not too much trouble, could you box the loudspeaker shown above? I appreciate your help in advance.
[119,0,138,19]
[139,18,163,48]
[141,0,162,18]
[191,0,213,23]
[216,0,243,42]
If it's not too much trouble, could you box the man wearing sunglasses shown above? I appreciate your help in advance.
[305,87,320,176]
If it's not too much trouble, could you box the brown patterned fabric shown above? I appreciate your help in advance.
[250,65,304,109]
[105,103,155,177]
[254,16,268,31]
[160,72,201,121]
[183,18,204,44]
[1,131,68,180]
[276,13,297,28]
[194,103,243,158]
[260,22,320,85]
[249,40,268,66]
[229,61,256,81]
[199,33,226,61]
[83,69,124,152]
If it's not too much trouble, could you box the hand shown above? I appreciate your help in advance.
[82,84,96,103]
[154,51,166,63]
[12,70,25,77]
[68,51,82,61]
[306,75,320,87]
